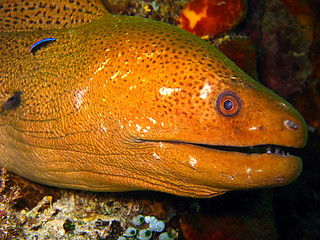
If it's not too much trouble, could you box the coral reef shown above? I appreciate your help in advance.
[2,170,61,211]
[101,0,188,25]
[0,168,24,239]
[118,215,175,239]
[255,0,313,98]
[177,0,247,37]
[0,170,180,239]
[212,35,258,80]
[1,0,320,239]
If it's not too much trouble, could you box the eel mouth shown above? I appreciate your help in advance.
[138,139,300,157]
[137,139,303,190]
[192,143,299,157]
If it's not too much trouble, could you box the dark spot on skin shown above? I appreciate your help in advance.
[1,91,22,112]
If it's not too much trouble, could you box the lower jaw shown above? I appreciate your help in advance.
[152,141,303,190]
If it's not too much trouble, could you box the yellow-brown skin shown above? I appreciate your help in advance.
[0,0,308,197]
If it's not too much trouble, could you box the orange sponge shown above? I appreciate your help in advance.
[177,0,247,37]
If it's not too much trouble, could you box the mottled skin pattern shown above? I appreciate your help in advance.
[0,0,308,197]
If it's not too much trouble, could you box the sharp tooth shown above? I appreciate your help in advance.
[281,151,285,156]
[286,152,290,156]
[267,146,272,154]
[275,148,280,154]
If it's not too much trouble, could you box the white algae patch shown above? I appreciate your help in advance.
[0,188,178,239]
[21,191,126,239]
[0,168,178,239]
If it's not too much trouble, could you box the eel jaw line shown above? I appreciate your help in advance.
[139,139,300,158]
[192,143,297,157]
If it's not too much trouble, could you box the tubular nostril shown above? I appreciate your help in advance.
[284,120,298,130]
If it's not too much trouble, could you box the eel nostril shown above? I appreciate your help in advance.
[284,120,298,130]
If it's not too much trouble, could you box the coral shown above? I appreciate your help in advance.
[177,0,247,37]
[280,0,315,40]
[124,226,137,237]
[133,214,145,226]
[0,168,24,239]
[137,229,153,240]
[101,0,188,25]
[255,0,314,97]
[118,214,177,240]
[141,197,176,221]
[101,0,130,14]
[212,35,258,80]
[3,170,61,211]
[147,217,165,232]
[62,219,76,232]
[17,191,133,239]
[1,181,180,240]
[159,232,174,240]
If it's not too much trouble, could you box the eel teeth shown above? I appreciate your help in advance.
[265,146,290,156]
[267,146,272,154]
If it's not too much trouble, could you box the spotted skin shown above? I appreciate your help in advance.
[0,0,308,197]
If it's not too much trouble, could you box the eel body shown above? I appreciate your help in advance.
[0,0,308,197]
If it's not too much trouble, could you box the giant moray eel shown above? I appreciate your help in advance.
[0,0,308,197]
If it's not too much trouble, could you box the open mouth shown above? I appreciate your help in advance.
[138,139,299,157]
[192,143,299,157]
[135,138,303,192]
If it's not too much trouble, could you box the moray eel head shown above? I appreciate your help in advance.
[0,13,308,198]
[80,15,307,197]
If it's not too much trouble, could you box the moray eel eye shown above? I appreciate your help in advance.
[216,91,241,117]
